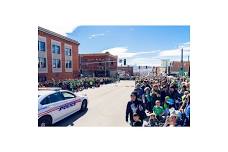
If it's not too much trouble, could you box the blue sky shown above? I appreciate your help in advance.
[67,26,190,66]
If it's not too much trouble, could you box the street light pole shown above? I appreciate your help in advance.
[104,61,106,77]
[80,55,83,77]
[139,66,141,77]
[181,48,184,76]
[188,55,190,77]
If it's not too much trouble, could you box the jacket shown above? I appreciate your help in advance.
[126,100,146,123]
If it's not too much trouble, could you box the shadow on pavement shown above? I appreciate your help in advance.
[53,109,88,127]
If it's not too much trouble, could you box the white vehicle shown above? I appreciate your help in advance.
[38,87,88,126]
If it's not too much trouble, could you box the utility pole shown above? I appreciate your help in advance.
[181,48,184,76]
[188,55,190,77]
[139,66,141,77]
[104,61,106,77]
[80,55,83,77]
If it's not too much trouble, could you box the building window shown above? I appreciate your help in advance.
[38,41,45,51]
[52,44,60,54]
[38,76,47,82]
[65,60,72,68]
[53,59,61,68]
[38,57,46,68]
[65,48,72,56]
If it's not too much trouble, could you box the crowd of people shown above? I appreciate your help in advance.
[126,75,190,127]
[38,77,117,92]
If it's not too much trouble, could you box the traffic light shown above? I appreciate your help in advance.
[124,59,126,65]
[146,66,148,69]
[139,66,140,69]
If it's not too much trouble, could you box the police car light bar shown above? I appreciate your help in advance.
[38,87,62,91]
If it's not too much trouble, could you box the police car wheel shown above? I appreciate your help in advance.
[38,116,52,127]
[80,100,87,111]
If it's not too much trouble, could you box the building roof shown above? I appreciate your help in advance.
[118,66,133,69]
[38,26,80,45]
[79,52,118,58]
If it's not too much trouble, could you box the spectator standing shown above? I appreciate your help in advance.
[126,91,146,126]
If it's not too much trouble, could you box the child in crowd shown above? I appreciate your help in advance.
[153,100,164,121]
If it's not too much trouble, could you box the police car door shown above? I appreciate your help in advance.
[40,92,66,123]
[60,91,78,115]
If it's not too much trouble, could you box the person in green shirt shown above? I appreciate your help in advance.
[153,100,164,117]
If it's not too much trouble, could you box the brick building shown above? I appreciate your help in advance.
[117,66,134,76]
[79,52,118,77]
[38,27,80,82]
[170,61,190,74]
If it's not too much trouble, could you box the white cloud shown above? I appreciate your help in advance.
[183,41,190,45]
[160,49,181,57]
[160,47,190,57]
[38,24,78,36]
[101,47,158,58]
[100,46,190,66]
[101,47,137,58]
[178,41,190,50]
[89,33,105,39]
[101,47,160,66]
[137,51,158,54]
[128,57,161,66]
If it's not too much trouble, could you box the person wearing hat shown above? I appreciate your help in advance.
[166,98,175,107]
[126,91,146,126]
[163,107,184,127]
[163,111,178,127]
[163,96,172,116]
[134,83,144,101]
[143,112,159,127]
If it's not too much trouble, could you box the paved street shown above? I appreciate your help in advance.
[54,80,135,127]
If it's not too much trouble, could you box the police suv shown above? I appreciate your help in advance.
[38,87,88,126]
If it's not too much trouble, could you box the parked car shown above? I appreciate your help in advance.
[38,87,88,126]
